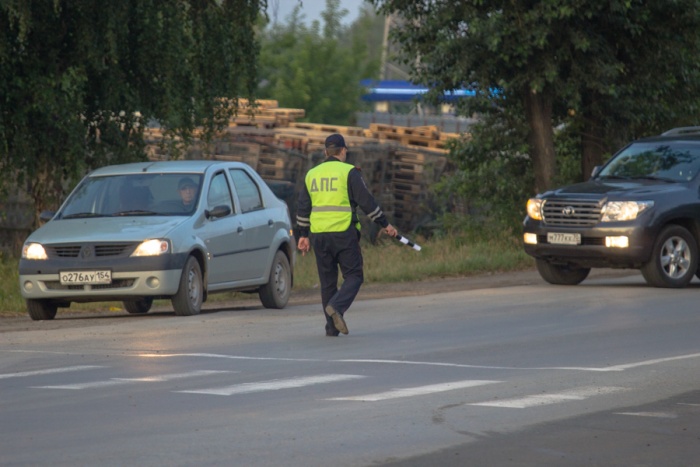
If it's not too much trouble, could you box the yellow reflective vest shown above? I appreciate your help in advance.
[305,161,355,233]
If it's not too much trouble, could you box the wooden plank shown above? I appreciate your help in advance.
[289,122,365,136]
[392,181,424,193]
[391,161,425,173]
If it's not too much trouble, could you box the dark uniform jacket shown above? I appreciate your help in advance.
[297,157,389,237]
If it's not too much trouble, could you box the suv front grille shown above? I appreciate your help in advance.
[543,199,602,227]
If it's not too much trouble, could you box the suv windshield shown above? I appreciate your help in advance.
[58,173,203,219]
[597,141,700,182]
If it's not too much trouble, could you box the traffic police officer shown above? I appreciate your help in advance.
[297,133,397,336]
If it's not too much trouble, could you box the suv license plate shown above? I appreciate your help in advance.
[59,270,112,285]
[547,233,581,245]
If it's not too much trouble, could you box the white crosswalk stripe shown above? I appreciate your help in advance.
[31,370,232,390]
[328,380,502,402]
[177,374,365,396]
[0,365,105,380]
[470,386,628,408]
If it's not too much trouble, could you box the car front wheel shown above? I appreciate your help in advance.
[641,225,698,288]
[26,299,58,320]
[535,259,590,285]
[259,250,291,309]
[172,256,203,316]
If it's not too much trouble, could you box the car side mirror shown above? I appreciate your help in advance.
[205,205,231,219]
[39,211,55,223]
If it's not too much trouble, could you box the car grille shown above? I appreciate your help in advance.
[48,243,136,259]
[44,279,136,291]
[542,199,602,227]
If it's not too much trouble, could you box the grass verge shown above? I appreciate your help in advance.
[2,232,533,317]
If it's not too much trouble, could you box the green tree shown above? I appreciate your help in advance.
[369,1,700,193]
[0,0,266,224]
[258,0,382,125]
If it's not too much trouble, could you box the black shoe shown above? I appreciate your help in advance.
[325,304,348,335]
[325,323,340,337]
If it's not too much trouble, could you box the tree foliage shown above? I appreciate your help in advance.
[257,0,382,125]
[369,0,700,196]
[0,0,266,223]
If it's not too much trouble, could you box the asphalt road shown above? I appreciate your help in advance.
[2,270,700,466]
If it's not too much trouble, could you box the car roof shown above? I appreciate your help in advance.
[88,160,252,177]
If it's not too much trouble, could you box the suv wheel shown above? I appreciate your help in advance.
[172,256,203,315]
[259,250,291,309]
[536,259,590,285]
[26,299,58,320]
[641,225,697,288]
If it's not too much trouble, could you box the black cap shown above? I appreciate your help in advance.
[178,177,197,190]
[325,133,347,149]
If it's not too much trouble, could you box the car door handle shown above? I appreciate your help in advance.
[237,226,243,233]
[268,219,274,226]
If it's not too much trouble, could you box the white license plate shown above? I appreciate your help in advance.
[59,270,112,285]
[547,232,581,245]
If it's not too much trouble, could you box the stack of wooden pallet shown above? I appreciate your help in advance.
[365,124,460,153]
[230,99,305,129]
[141,101,467,232]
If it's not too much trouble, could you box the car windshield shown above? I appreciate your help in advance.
[597,141,700,182]
[57,173,203,219]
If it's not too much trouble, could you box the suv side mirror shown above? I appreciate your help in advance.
[39,211,55,223]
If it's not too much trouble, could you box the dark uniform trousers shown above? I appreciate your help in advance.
[312,227,364,325]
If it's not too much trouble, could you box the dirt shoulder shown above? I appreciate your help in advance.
[0,268,637,332]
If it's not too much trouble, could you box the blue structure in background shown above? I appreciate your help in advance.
[360,79,475,103]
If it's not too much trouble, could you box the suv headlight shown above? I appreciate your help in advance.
[526,198,544,220]
[131,239,170,257]
[601,201,654,222]
[22,243,48,260]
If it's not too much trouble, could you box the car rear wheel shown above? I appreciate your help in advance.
[172,256,203,316]
[641,225,697,288]
[26,299,58,320]
[259,250,291,309]
[535,259,590,285]
[124,298,153,314]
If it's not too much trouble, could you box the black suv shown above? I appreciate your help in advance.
[523,127,700,288]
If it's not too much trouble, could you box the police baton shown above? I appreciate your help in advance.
[395,233,422,251]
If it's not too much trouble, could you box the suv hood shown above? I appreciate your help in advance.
[546,179,686,198]
[26,216,187,245]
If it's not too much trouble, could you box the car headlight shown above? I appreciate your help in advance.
[526,198,544,221]
[601,201,654,222]
[22,243,48,260]
[131,239,170,257]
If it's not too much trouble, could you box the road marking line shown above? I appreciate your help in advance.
[328,380,501,402]
[112,370,232,382]
[8,350,700,373]
[603,352,700,371]
[139,352,317,362]
[470,386,628,408]
[177,374,365,396]
[31,370,231,390]
[0,365,104,380]
[615,412,677,419]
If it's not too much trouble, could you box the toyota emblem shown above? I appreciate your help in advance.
[562,206,575,216]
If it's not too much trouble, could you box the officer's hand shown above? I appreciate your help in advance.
[383,224,398,237]
[297,237,311,256]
